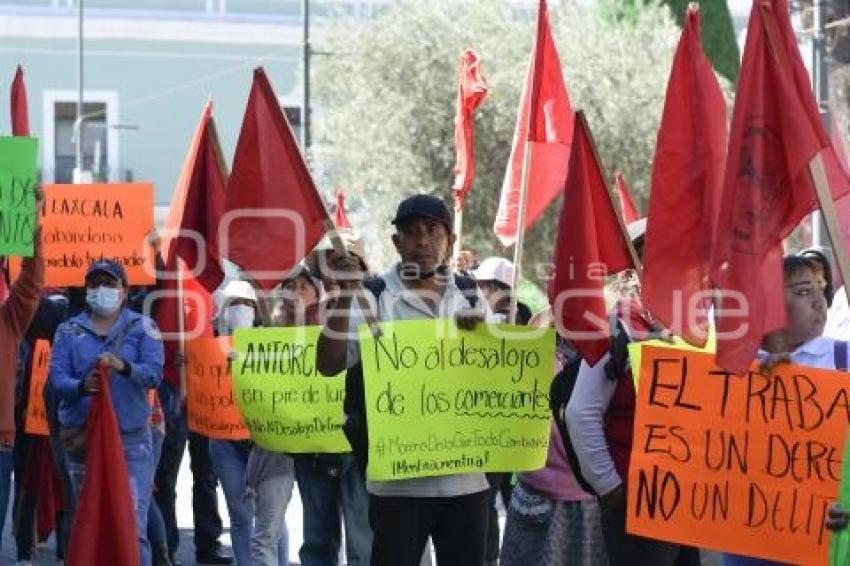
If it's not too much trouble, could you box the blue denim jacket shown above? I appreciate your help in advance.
[49,308,164,432]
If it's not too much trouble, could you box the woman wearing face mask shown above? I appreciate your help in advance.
[49,259,164,566]
[209,280,288,565]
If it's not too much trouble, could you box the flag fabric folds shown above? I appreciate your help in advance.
[2,64,29,302]
[224,67,327,289]
[614,172,640,225]
[711,0,850,373]
[642,5,727,347]
[157,101,225,386]
[452,48,489,209]
[67,365,140,566]
[550,113,634,365]
[334,191,353,230]
[493,0,573,246]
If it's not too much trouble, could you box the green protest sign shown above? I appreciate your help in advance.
[358,319,555,481]
[232,326,349,453]
[0,136,38,256]
[830,432,850,566]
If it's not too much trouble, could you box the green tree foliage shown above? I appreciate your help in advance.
[659,0,740,84]
[312,0,682,279]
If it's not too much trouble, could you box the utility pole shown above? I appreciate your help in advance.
[74,0,85,183]
[303,0,311,150]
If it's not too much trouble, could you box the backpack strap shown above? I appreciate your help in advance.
[835,340,849,372]
[362,275,387,300]
[453,274,479,310]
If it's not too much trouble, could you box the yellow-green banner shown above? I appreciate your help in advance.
[232,326,349,453]
[358,319,556,481]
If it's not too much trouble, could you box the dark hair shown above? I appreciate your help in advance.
[796,249,834,307]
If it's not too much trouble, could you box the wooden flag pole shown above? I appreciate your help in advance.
[576,111,643,274]
[176,259,188,403]
[452,199,464,263]
[509,142,533,325]
[808,154,850,304]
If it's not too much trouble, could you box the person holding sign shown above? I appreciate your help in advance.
[722,256,848,565]
[317,194,493,566]
[209,279,289,565]
[285,257,373,566]
[0,184,43,558]
[48,259,164,566]
[565,221,701,566]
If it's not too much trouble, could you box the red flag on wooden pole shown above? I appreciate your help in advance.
[224,68,327,289]
[493,0,573,247]
[1,65,29,303]
[334,191,353,230]
[642,5,727,347]
[711,0,850,373]
[451,48,488,209]
[614,172,640,224]
[67,365,139,566]
[11,65,28,136]
[157,101,224,388]
[550,113,637,365]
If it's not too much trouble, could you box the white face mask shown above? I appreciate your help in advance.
[86,286,122,316]
[223,304,255,330]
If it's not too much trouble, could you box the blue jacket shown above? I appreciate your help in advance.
[49,308,164,432]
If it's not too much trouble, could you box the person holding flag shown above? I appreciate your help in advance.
[49,259,164,565]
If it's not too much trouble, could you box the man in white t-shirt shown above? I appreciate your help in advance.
[316,194,492,566]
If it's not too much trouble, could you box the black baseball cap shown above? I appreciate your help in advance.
[391,194,452,233]
[85,259,127,285]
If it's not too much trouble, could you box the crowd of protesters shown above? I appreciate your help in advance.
[1,192,849,566]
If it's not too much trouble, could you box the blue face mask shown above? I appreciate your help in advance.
[86,286,122,316]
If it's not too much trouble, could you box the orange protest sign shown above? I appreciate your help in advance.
[186,336,249,441]
[24,339,51,436]
[628,345,849,564]
[11,183,156,286]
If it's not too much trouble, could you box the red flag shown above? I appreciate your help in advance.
[162,100,227,293]
[614,172,640,224]
[224,68,328,289]
[67,365,139,566]
[711,0,850,373]
[452,48,489,208]
[11,65,28,136]
[22,437,63,541]
[1,65,29,303]
[493,0,573,246]
[550,113,634,365]
[334,191,353,230]
[642,6,727,347]
[156,262,215,387]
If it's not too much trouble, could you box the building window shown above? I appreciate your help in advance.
[42,90,119,184]
[53,101,109,183]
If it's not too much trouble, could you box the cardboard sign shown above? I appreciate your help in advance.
[24,339,50,436]
[185,336,249,441]
[232,326,349,453]
[628,346,849,564]
[358,320,555,481]
[0,136,38,256]
[11,183,155,285]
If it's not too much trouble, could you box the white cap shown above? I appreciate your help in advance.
[213,280,257,320]
[627,218,647,243]
[472,257,516,288]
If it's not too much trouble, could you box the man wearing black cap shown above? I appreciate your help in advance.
[317,194,492,566]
